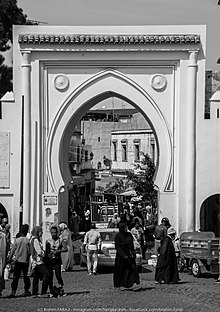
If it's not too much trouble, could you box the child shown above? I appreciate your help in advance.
[45,225,67,297]
[8,224,31,298]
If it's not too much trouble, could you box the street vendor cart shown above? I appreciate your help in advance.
[180,231,220,277]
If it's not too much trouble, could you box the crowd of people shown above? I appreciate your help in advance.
[108,210,180,290]
[0,204,181,298]
[81,214,180,292]
[0,217,75,298]
[80,200,180,291]
[107,202,155,259]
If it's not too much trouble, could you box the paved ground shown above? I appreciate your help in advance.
[0,262,220,312]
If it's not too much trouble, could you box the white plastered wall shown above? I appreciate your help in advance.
[0,25,209,237]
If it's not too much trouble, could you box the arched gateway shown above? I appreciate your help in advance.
[1,25,215,239]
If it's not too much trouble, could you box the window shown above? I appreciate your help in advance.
[85,150,88,161]
[133,139,140,162]
[121,140,127,162]
[150,137,155,163]
[112,140,117,161]
[77,145,80,163]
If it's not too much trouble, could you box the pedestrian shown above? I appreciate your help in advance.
[45,225,68,297]
[84,206,91,231]
[0,217,8,232]
[15,224,30,239]
[69,210,80,237]
[8,224,31,298]
[131,209,144,228]
[3,223,12,280]
[118,211,131,229]
[154,217,171,256]
[30,226,50,297]
[155,226,180,284]
[108,213,119,228]
[0,226,7,297]
[113,223,141,291]
[82,223,101,275]
[5,224,11,252]
[130,219,146,258]
[58,222,74,271]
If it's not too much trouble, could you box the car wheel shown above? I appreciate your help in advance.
[178,256,186,272]
[191,260,201,277]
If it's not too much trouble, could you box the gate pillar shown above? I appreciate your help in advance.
[185,51,198,231]
[21,51,31,225]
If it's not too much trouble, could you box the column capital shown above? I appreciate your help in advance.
[188,50,198,68]
[21,50,31,68]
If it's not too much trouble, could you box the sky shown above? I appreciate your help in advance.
[16,0,220,71]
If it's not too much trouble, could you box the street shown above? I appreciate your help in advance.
[1,262,220,312]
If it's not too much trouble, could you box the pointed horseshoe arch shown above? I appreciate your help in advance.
[47,69,173,196]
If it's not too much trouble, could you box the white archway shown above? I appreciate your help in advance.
[47,69,173,203]
[3,24,207,236]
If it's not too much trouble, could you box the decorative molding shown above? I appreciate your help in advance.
[18,34,201,45]
[54,74,69,91]
[150,74,167,90]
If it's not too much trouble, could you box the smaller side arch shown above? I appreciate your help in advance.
[200,194,220,237]
[0,203,9,222]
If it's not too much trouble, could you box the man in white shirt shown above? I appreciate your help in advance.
[83,223,101,275]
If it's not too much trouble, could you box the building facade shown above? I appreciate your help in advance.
[111,128,156,173]
[2,25,219,238]
[82,110,154,171]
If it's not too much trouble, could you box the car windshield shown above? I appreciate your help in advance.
[100,232,118,241]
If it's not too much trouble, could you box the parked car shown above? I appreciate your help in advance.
[79,228,142,271]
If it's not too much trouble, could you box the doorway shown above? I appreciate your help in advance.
[200,194,220,237]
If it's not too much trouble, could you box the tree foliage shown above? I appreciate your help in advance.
[104,178,129,194]
[125,153,157,208]
[0,54,12,98]
[0,0,27,51]
[0,0,31,98]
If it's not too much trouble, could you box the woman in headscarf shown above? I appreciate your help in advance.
[113,223,140,290]
[30,226,50,297]
[58,222,74,271]
[0,227,6,297]
[155,226,180,284]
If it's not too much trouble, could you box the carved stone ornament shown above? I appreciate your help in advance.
[150,74,167,90]
[54,74,69,90]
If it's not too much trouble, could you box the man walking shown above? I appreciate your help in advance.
[8,224,31,298]
[83,223,101,275]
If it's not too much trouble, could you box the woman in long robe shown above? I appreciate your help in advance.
[0,228,6,296]
[113,223,140,289]
[155,226,179,284]
[59,223,74,271]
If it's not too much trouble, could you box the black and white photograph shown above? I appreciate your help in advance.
[0,1,220,311]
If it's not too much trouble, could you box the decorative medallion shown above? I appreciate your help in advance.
[54,74,69,90]
[150,74,167,90]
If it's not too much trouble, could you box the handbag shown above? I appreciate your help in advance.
[129,250,136,259]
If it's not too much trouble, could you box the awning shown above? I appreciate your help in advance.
[120,189,137,197]
[130,196,143,202]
